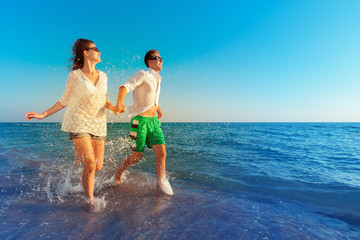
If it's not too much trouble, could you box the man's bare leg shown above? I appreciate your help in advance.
[115,151,143,185]
[153,144,173,196]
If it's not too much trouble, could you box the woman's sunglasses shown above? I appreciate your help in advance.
[87,47,100,52]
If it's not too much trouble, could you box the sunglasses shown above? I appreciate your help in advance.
[150,56,163,61]
[87,47,100,52]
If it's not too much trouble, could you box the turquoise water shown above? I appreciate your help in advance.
[0,122,359,239]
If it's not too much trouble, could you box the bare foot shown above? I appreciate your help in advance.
[87,198,106,213]
[87,199,95,212]
[114,168,123,185]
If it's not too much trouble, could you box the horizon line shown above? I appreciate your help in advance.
[2,121,360,124]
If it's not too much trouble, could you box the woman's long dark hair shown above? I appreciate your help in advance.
[69,39,94,71]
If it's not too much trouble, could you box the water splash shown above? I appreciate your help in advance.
[89,195,107,213]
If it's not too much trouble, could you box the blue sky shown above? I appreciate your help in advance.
[1,0,360,122]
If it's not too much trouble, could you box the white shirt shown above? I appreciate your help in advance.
[121,68,161,118]
[59,69,108,136]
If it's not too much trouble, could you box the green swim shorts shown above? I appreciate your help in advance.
[129,116,165,152]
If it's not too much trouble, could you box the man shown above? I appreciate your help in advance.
[114,49,173,196]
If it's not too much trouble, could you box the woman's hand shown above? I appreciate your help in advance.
[25,112,47,121]
[106,104,116,114]
[24,102,65,121]
[114,104,126,115]
[106,101,122,115]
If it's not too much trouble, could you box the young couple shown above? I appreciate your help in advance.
[25,39,173,211]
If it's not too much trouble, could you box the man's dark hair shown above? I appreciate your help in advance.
[144,49,159,68]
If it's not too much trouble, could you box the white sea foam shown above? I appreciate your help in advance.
[89,196,107,213]
[158,175,174,196]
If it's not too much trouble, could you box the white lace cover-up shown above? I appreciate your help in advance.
[59,69,108,137]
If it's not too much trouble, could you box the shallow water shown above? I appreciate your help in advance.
[0,122,359,239]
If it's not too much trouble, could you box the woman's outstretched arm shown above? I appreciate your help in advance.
[25,101,65,121]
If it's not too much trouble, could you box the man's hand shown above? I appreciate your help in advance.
[114,104,126,115]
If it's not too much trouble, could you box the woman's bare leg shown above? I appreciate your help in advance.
[72,137,96,203]
[74,150,82,167]
[91,139,105,172]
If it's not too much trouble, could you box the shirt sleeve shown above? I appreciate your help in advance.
[59,71,76,106]
[121,70,145,93]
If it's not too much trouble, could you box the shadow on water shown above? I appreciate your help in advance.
[316,211,360,227]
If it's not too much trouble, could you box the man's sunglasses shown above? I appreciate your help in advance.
[87,47,100,52]
[150,56,163,61]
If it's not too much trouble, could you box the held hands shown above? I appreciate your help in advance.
[106,102,125,115]
[25,112,46,121]
[107,105,117,115]
[114,104,126,115]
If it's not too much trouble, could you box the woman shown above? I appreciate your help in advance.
[25,39,118,211]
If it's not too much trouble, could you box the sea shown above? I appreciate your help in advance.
[0,122,359,240]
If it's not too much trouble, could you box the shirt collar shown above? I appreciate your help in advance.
[147,68,162,80]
